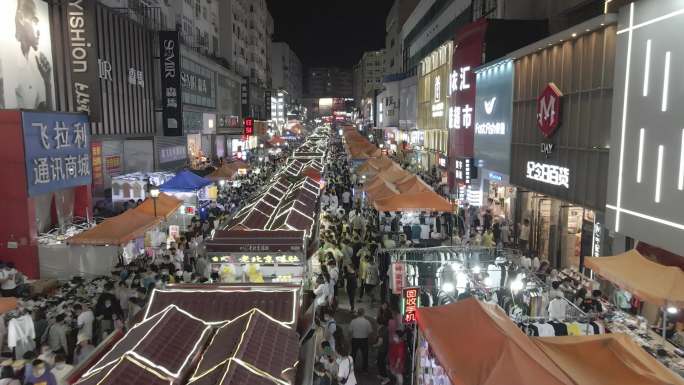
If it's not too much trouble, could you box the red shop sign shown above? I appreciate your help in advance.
[537,83,563,138]
[391,262,406,295]
[402,287,420,324]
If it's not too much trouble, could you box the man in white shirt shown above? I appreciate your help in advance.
[0,263,18,297]
[342,190,351,211]
[519,219,530,254]
[349,308,373,372]
[74,304,94,342]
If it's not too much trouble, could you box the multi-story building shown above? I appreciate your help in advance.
[272,42,304,103]
[384,0,420,78]
[305,67,354,99]
[352,50,386,127]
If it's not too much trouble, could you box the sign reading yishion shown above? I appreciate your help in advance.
[160,31,183,136]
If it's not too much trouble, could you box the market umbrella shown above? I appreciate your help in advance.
[416,298,575,385]
[373,191,452,212]
[584,249,684,307]
[533,334,684,385]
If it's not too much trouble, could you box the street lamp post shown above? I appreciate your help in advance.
[149,184,160,217]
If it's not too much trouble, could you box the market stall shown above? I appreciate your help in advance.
[206,230,307,284]
[415,298,684,385]
[110,172,175,205]
[374,191,453,212]
[160,170,216,220]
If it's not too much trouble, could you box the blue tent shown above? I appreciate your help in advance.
[160,170,212,193]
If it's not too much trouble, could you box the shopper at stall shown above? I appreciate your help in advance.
[388,331,406,385]
[73,334,95,366]
[47,314,69,356]
[24,359,57,385]
[73,304,94,343]
[336,343,357,385]
[349,308,372,373]
[51,354,72,385]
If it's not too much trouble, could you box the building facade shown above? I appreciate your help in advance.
[272,42,304,103]
[305,67,354,99]
[384,0,420,77]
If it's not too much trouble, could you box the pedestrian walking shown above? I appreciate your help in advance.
[363,257,380,304]
[374,323,390,384]
[343,265,357,312]
[335,343,357,385]
[349,308,372,373]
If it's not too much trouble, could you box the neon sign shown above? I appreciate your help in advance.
[526,161,570,188]
[402,287,420,324]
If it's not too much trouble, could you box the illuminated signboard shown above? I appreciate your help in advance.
[210,255,302,265]
[448,66,473,130]
[431,75,444,117]
[243,117,254,136]
[537,83,563,138]
[455,157,477,185]
[526,161,570,188]
[437,154,448,169]
[391,263,406,295]
[402,287,420,324]
[592,222,602,257]
[474,60,514,177]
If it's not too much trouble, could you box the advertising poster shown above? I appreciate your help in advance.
[160,31,183,136]
[0,0,55,110]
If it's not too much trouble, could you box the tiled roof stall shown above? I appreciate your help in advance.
[144,288,299,325]
[76,305,211,385]
[188,309,300,385]
[191,360,284,385]
[76,356,171,385]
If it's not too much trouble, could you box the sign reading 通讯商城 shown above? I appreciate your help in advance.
[22,112,92,196]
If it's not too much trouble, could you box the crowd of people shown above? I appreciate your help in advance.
[311,138,415,385]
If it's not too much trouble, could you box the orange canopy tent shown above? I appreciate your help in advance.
[366,180,399,202]
[68,210,161,246]
[133,193,183,219]
[416,298,575,385]
[395,175,432,194]
[533,334,684,385]
[373,191,452,212]
[371,163,411,184]
[356,156,395,176]
[584,250,684,307]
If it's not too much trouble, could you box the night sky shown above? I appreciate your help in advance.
[266,0,394,69]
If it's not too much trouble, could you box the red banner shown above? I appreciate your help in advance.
[91,141,103,190]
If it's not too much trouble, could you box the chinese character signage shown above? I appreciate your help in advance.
[526,161,570,188]
[91,141,103,190]
[22,112,92,196]
[402,287,420,324]
[244,118,254,136]
[159,31,183,136]
[391,262,406,295]
[449,21,486,161]
[474,60,514,177]
[455,157,477,185]
[241,77,250,118]
[159,146,187,164]
[210,254,302,265]
[264,91,272,120]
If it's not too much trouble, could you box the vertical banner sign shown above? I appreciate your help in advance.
[91,141,103,190]
[243,117,254,136]
[391,262,406,295]
[241,77,250,118]
[264,90,272,120]
[22,112,92,196]
[160,31,183,136]
[402,287,420,324]
[65,0,101,122]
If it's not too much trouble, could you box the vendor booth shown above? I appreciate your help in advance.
[415,298,684,385]
[374,191,453,212]
[206,230,307,284]
[206,161,250,181]
[110,172,175,204]
[160,170,215,220]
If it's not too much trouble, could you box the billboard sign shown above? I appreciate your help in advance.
[0,0,55,110]
[160,31,183,136]
[22,112,92,196]
[474,60,514,177]
[537,83,562,138]
[402,287,420,324]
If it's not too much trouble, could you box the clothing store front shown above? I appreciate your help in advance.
[510,15,617,268]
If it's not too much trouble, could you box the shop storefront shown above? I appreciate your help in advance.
[510,15,617,268]
[417,42,452,171]
[473,59,517,226]
[155,136,188,171]
[605,0,684,258]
